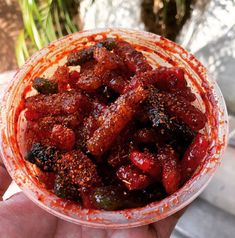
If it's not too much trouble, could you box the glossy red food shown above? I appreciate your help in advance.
[25,91,91,116]
[130,151,162,180]
[23,37,208,211]
[51,66,69,92]
[114,40,152,73]
[87,85,147,156]
[157,145,181,194]
[181,133,209,181]
[116,164,151,190]
[165,94,207,131]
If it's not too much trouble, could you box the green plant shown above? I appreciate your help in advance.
[16,0,192,66]
[16,0,79,66]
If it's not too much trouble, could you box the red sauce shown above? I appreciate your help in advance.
[17,36,210,212]
[6,30,225,224]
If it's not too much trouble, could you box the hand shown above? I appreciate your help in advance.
[0,158,183,238]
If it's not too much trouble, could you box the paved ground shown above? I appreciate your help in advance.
[0,0,22,72]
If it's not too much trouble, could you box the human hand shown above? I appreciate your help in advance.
[0,158,183,238]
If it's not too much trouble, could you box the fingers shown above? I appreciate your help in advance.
[151,207,187,238]
[54,220,83,238]
[0,192,57,238]
[0,158,12,200]
[108,226,156,238]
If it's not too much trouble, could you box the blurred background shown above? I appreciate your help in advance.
[0,0,235,237]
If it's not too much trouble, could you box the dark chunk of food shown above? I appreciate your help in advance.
[67,47,94,66]
[100,70,128,94]
[170,119,196,146]
[24,119,53,151]
[96,38,117,50]
[32,77,58,95]
[146,111,195,150]
[96,164,119,186]
[24,113,82,150]
[92,186,127,211]
[146,87,201,140]
[54,175,80,201]
[172,87,196,102]
[67,38,117,66]
[145,87,169,128]
[140,183,167,203]
[91,185,143,211]
[141,67,186,90]
[26,143,59,172]
[95,85,120,104]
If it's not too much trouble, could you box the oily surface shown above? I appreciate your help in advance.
[22,37,208,211]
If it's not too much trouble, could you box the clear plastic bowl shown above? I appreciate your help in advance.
[0,28,228,229]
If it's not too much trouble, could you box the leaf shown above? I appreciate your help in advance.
[16,0,79,66]
[21,0,43,49]
[15,30,29,66]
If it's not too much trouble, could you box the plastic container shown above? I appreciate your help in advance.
[0,28,228,229]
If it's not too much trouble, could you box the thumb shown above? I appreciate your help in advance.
[0,157,12,200]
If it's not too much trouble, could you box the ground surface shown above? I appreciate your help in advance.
[0,0,22,72]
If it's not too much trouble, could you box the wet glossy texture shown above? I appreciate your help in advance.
[0,28,228,228]
[21,37,207,210]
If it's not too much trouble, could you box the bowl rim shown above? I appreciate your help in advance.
[0,27,229,228]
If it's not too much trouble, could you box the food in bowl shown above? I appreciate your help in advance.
[21,37,208,211]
